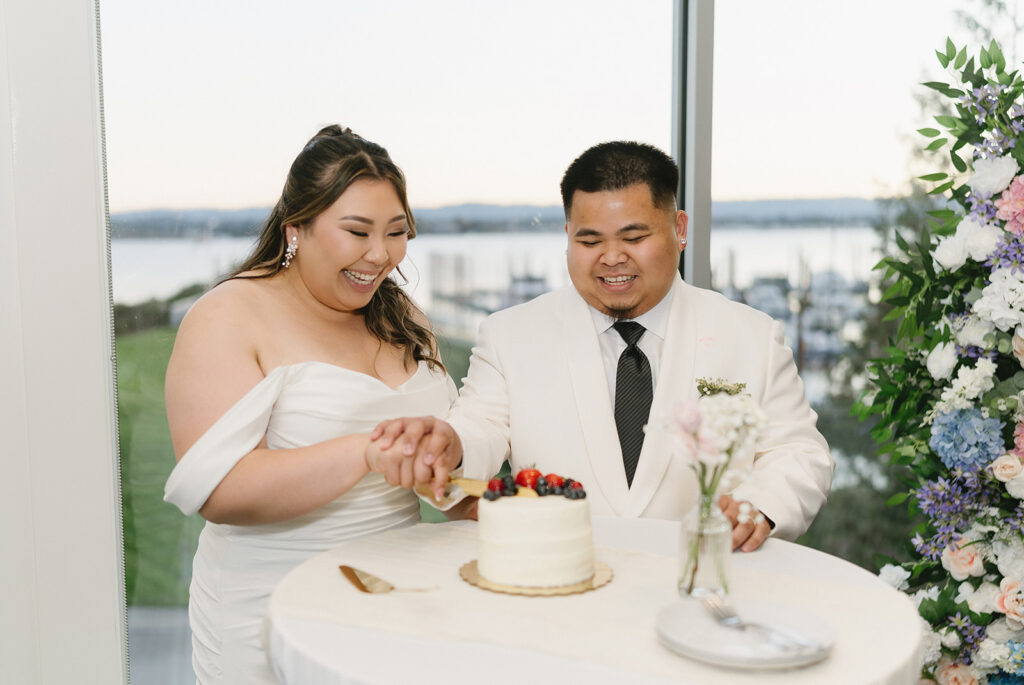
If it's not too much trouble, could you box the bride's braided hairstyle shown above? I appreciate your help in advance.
[231,124,443,372]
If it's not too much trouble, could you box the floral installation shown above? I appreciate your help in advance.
[861,39,1024,684]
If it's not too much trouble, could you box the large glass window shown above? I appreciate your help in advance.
[709,0,999,568]
[101,1,675,680]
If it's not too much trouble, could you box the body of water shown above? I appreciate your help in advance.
[111,225,882,306]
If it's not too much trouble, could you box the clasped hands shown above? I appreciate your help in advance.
[364,416,461,500]
[363,417,772,551]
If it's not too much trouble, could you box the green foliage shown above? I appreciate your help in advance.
[854,38,1024,674]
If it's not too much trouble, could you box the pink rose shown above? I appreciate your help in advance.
[1014,422,1024,453]
[940,537,986,581]
[996,578,1024,627]
[672,400,701,433]
[1015,332,1024,368]
[935,657,978,685]
[990,454,1024,482]
[998,176,1024,235]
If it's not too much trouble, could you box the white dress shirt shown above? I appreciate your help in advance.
[588,288,674,406]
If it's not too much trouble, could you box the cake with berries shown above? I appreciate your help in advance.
[476,469,594,588]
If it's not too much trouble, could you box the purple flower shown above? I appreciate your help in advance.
[1007,503,1024,534]
[948,613,987,665]
[987,232,1024,273]
[913,470,1002,561]
[946,610,987,663]
[966,190,999,221]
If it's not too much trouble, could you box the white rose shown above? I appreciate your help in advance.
[921,618,942,666]
[987,617,1024,643]
[934,233,969,271]
[973,637,1011,671]
[942,537,987,581]
[912,585,940,607]
[958,216,1004,261]
[993,539,1024,579]
[991,454,1024,482]
[957,580,1000,613]
[938,626,962,649]
[1007,475,1024,499]
[926,342,958,380]
[879,563,911,591]
[954,315,996,348]
[970,154,1020,197]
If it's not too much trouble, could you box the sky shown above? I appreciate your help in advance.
[99,0,1021,211]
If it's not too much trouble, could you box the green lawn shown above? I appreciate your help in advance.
[115,327,474,604]
[116,327,201,606]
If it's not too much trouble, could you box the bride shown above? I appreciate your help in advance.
[163,125,460,684]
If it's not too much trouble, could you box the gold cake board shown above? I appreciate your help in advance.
[459,560,613,596]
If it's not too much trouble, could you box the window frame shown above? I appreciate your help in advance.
[0,0,711,681]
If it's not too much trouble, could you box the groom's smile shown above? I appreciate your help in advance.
[565,182,687,319]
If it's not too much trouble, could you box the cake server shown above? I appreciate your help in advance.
[338,565,437,594]
[448,477,488,497]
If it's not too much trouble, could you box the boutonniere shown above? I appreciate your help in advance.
[696,377,747,397]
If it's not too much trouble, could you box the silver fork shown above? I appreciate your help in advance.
[701,593,820,653]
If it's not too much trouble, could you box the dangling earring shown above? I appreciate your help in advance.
[282,236,298,268]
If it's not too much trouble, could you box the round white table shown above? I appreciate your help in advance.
[266,517,922,684]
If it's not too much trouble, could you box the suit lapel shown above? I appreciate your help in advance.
[561,288,630,514]
[626,278,698,516]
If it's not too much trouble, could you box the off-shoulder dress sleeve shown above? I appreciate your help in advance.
[164,366,295,516]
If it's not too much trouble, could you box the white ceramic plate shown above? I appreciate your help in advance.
[655,598,835,670]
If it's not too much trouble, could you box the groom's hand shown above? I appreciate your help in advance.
[371,417,463,499]
[718,494,772,552]
[364,434,432,489]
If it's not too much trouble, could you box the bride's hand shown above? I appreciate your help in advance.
[371,417,462,496]
[365,435,429,489]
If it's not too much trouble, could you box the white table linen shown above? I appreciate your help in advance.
[267,517,922,684]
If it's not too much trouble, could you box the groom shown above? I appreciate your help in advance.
[372,141,833,552]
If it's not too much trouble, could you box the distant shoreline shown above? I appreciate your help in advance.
[109,197,886,240]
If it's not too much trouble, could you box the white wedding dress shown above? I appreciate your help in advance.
[164,361,455,685]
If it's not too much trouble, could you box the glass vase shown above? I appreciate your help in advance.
[678,494,731,598]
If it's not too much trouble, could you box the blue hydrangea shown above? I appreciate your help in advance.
[929,408,1006,472]
[990,672,1024,684]
[1001,642,1024,677]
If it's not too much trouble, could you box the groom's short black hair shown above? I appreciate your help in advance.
[560,141,679,218]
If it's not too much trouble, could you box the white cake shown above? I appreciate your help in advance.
[477,495,595,587]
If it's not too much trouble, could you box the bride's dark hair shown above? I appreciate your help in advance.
[230,124,443,371]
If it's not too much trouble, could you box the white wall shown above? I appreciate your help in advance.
[0,0,126,682]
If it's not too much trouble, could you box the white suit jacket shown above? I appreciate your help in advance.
[449,277,834,540]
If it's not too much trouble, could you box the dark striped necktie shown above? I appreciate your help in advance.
[612,321,652,488]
